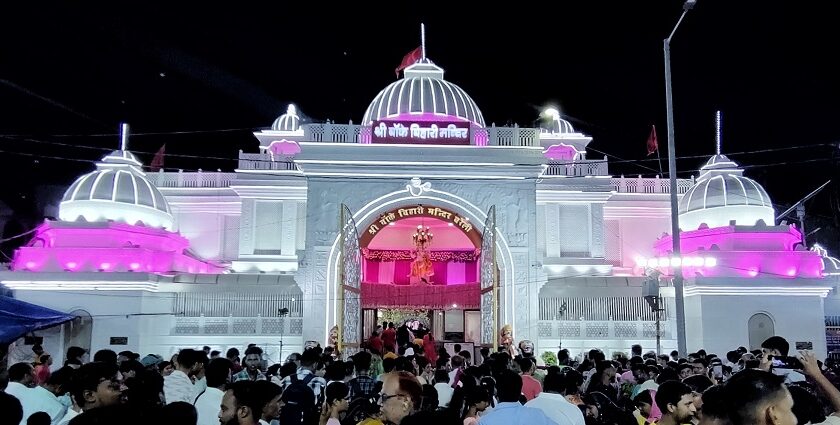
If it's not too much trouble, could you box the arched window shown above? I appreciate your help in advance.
[748,313,775,350]
[63,309,93,362]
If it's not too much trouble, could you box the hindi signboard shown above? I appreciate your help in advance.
[371,120,471,145]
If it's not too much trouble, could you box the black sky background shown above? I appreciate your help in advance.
[2,1,840,253]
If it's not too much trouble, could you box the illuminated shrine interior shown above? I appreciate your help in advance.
[363,216,479,286]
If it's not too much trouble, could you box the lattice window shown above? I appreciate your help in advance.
[557,204,590,257]
[290,319,304,336]
[538,322,553,338]
[605,220,622,266]
[586,323,609,338]
[559,322,581,337]
[232,319,257,334]
[262,319,284,335]
[642,322,658,338]
[174,319,200,335]
[204,319,229,335]
[614,322,637,338]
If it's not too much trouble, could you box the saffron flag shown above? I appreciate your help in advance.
[395,47,422,77]
[150,144,165,171]
[646,125,658,156]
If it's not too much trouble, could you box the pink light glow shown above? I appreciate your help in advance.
[11,221,225,274]
[267,140,301,157]
[544,144,578,161]
[653,225,824,278]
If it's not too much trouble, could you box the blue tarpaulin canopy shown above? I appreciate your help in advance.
[0,296,76,345]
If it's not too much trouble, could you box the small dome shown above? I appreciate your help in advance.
[679,154,775,230]
[542,117,574,134]
[60,150,173,229]
[271,104,301,132]
[361,60,485,127]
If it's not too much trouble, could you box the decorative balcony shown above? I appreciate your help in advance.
[543,159,609,177]
[610,175,695,194]
[298,122,542,147]
[147,170,238,188]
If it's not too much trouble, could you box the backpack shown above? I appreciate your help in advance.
[280,374,318,425]
[340,379,381,425]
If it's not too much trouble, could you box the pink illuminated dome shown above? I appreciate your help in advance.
[679,153,775,230]
[59,149,173,229]
[361,60,485,127]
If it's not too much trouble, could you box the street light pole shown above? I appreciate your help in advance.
[664,0,696,357]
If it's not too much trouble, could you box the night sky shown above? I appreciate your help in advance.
[2,2,840,253]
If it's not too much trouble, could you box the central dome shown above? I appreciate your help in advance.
[361,60,485,127]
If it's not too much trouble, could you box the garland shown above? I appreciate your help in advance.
[378,308,431,328]
[363,249,479,263]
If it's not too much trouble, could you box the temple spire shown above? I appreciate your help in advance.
[119,123,130,151]
[715,110,721,155]
[421,23,426,60]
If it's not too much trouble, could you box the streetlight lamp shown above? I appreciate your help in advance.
[664,0,696,357]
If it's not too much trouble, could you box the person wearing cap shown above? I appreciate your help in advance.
[140,354,161,368]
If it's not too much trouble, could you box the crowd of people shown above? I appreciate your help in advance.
[2,326,840,425]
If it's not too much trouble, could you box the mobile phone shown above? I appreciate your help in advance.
[713,365,723,378]
[771,356,803,369]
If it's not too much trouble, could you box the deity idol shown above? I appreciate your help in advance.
[500,324,519,357]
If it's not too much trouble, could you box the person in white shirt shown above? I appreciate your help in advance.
[194,358,232,425]
[526,366,586,425]
[433,369,455,407]
[165,348,204,404]
[5,363,35,425]
[57,362,123,425]
[25,366,72,425]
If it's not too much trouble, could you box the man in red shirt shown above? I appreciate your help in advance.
[381,322,397,353]
[517,357,542,401]
[368,331,384,354]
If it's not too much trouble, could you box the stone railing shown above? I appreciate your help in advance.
[610,175,694,194]
[237,152,300,172]
[298,122,542,147]
[538,319,673,340]
[147,170,237,188]
[172,315,303,336]
[543,159,609,177]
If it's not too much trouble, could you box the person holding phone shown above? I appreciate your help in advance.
[800,350,840,425]
[760,336,806,383]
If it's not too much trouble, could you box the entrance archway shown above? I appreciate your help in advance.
[324,180,516,350]
[359,209,482,345]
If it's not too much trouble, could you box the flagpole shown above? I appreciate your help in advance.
[421,23,426,60]
[656,146,664,177]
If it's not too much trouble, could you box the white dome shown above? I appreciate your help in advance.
[361,60,485,127]
[59,150,173,229]
[541,116,575,134]
[679,154,775,230]
[271,104,301,132]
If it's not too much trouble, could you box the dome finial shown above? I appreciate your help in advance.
[715,110,722,155]
[421,23,427,61]
[119,123,130,151]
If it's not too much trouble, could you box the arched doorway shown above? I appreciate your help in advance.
[748,312,775,350]
[325,182,515,353]
[358,206,483,346]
